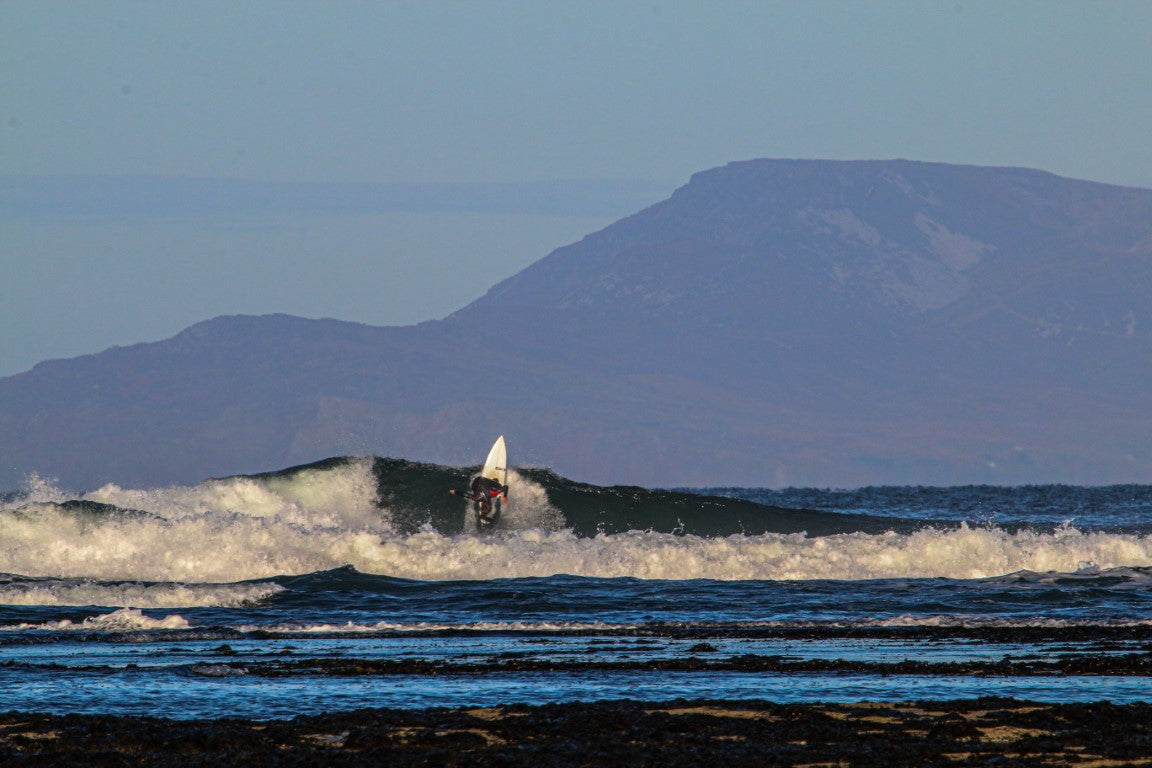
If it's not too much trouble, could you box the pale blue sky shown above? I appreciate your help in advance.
[2,0,1151,376]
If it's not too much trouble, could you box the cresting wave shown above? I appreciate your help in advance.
[14,607,193,632]
[11,602,1152,635]
[4,611,627,634]
[0,577,284,608]
[3,458,1152,594]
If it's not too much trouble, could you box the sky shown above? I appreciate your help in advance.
[2,0,1151,377]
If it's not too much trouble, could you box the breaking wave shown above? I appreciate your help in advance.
[2,457,1151,602]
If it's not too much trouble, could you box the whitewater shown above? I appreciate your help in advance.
[3,457,1152,718]
[3,458,1151,590]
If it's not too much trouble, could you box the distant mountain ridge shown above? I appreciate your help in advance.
[470,159,1149,331]
[3,159,1150,490]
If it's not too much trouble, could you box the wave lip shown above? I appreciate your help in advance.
[13,607,192,632]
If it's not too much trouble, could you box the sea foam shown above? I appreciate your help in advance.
[0,578,284,608]
[4,464,1152,589]
[15,607,192,631]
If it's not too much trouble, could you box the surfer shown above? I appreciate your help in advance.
[451,475,509,526]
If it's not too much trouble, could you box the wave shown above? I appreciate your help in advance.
[13,607,193,632]
[10,603,1152,636]
[3,457,1152,591]
[2,516,1152,587]
[0,575,284,608]
[365,457,913,537]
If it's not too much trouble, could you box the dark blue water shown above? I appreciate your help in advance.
[711,484,1152,531]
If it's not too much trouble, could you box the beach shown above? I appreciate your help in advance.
[5,698,1152,766]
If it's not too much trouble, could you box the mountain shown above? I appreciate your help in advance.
[3,159,1150,491]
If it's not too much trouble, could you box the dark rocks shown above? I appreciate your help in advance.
[4,698,1152,767]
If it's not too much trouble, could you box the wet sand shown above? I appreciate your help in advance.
[4,698,1152,767]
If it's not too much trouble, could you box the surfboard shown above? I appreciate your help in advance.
[481,435,507,486]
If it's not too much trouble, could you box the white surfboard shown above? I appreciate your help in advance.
[481,435,507,486]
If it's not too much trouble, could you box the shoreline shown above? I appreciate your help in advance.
[233,651,1152,677]
[4,698,1152,767]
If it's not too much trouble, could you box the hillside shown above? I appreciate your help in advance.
[2,159,1150,490]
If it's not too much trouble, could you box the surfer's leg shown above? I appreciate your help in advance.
[477,499,493,525]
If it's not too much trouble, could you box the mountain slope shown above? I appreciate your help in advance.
[2,159,1150,490]
[461,159,1150,377]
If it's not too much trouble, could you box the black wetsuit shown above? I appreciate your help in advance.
[452,476,509,526]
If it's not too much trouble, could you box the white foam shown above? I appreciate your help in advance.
[190,664,248,677]
[0,580,284,608]
[350,524,1152,582]
[15,607,192,631]
[5,466,1152,588]
[83,458,385,531]
[0,459,391,583]
[232,619,622,634]
[14,472,72,504]
[461,469,564,533]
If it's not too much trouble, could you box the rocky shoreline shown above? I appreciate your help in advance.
[4,698,1152,767]
[230,650,1152,677]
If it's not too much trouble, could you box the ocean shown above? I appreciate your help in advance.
[2,457,1151,720]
